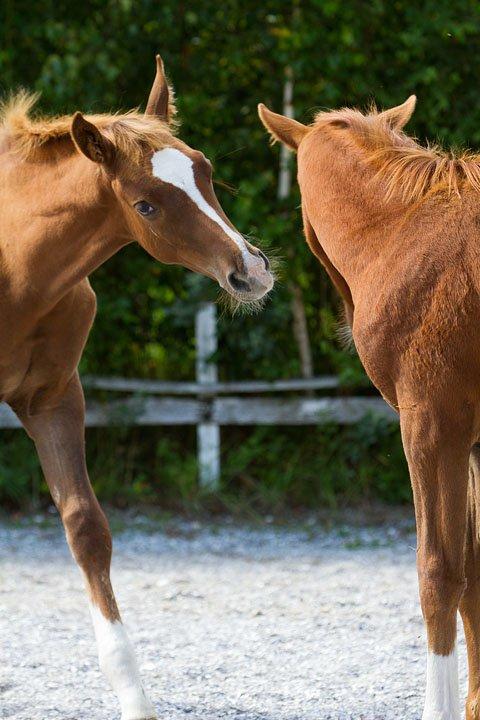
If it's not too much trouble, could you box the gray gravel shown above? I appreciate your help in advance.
[0,514,468,719]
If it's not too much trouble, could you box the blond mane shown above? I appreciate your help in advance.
[0,90,177,161]
[314,107,480,203]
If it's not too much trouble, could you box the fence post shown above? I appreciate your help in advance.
[195,302,220,489]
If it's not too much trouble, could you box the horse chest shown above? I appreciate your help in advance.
[0,290,94,404]
[0,342,34,401]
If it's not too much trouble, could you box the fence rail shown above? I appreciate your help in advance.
[0,392,397,429]
[81,375,341,395]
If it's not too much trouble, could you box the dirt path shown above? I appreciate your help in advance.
[0,514,467,719]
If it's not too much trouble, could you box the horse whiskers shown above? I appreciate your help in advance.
[217,288,269,317]
[214,178,238,195]
[213,145,247,161]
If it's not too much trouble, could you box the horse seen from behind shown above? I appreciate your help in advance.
[259,93,480,720]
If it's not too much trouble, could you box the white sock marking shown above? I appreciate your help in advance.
[89,604,156,720]
[151,147,248,254]
[422,646,460,720]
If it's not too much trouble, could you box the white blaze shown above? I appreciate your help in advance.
[89,604,156,720]
[151,147,248,256]
[422,647,460,720]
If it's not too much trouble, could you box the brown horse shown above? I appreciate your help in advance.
[259,95,480,720]
[0,56,272,719]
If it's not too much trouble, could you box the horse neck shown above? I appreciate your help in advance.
[2,149,130,309]
[298,139,399,300]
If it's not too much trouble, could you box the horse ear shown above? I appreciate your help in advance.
[71,113,115,165]
[379,95,417,130]
[258,103,308,151]
[145,54,174,122]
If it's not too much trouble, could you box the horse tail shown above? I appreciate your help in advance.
[465,444,480,581]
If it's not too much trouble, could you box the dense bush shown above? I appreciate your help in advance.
[1,1,478,510]
[0,419,410,513]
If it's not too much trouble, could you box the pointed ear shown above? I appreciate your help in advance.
[71,113,115,164]
[378,95,417,131]
[145,54,175,123]
[258,103,308,151]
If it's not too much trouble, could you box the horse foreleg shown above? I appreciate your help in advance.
[460,443,480,720]
[400,404,472,720]
[15,374,156,720]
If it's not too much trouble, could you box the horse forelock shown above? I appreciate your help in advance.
[0,91,178,162]
[313,105,480,203]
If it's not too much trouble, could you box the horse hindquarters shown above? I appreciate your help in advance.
[460,444,480,720]
[400,403,474,720]
[15,374,156,720]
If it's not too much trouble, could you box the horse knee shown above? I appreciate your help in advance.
[62,500,112,573]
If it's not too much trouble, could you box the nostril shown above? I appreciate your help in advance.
[228,272,252,294]
[258,250,270,271]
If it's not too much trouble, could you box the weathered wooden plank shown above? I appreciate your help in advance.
[0,396,397,429]
[197,422,220,486]
[84,397,206,427]
[0,398,206,429]
[195,302,220,488]
[0,404,21,428]
[195,303,218,385]
[212,396,398,425]
[81,375,341,395]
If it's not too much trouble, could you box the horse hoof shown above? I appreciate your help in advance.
[121,710,157,720]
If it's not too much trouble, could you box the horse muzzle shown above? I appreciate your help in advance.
[225,250,274,301]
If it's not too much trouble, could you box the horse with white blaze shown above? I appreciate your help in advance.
[0,55,273,719]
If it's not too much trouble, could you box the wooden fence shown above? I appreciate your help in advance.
[0,302,398,488]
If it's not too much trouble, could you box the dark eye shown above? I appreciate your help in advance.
[134,201,156,217]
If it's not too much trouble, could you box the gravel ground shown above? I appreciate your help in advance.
[0,513,468,720]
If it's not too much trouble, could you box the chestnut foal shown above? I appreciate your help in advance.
[0,56,272,719]
[259,96,480,719]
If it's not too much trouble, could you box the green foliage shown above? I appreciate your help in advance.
[1,1,477,509]
[0,432,43,508]
[0,421,410,512]
[221,418,411,512]
[3,0,479,384]
[86,427,199,507]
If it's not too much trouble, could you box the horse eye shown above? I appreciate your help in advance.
[134,201,156,217]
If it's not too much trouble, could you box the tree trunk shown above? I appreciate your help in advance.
[278,66,314,382]
[289,282,314,380]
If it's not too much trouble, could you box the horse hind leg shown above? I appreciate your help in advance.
[16,374,156,720]
[460,443,480,720]
[400,404,473,720]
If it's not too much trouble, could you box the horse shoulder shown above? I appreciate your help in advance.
[6,281,97,414]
